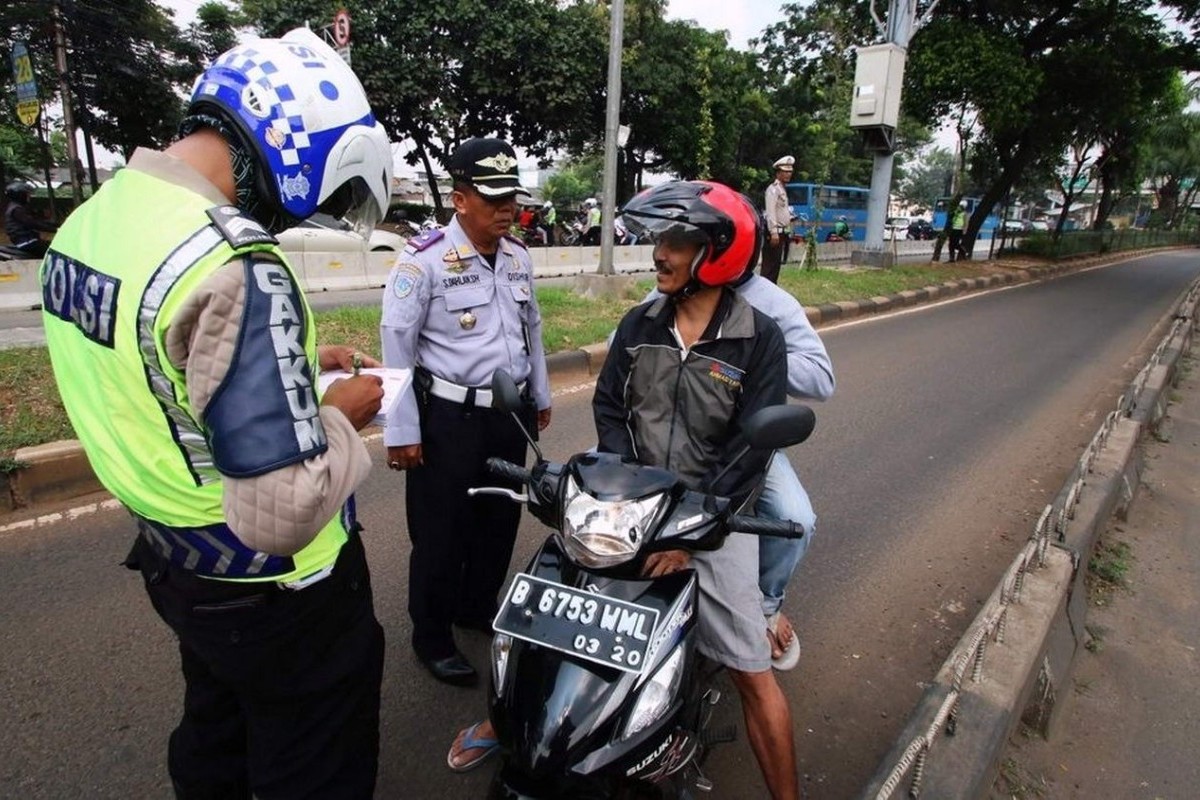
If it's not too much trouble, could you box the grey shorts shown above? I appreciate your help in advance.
[689,533,771,673]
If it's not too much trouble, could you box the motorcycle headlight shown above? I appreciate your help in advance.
[560,476,665,569]
[622,646,686,739]
[492,633,513,696]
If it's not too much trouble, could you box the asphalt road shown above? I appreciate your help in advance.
[1,251,1197,799]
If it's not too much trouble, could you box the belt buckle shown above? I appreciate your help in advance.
[278,564,334,591]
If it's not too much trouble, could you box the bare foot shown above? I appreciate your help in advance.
[766,612,796,658]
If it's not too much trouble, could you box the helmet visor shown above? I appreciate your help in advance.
[319,176,384,241]
[620,214,708,247]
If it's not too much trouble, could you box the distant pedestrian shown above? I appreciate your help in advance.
[542,201,556,245]
[949,199,968,262]
[4,181,57,259]
[762,155,794,283]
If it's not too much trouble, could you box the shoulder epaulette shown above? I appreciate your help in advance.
[503,233,528,250]
[206,205,277,248]
[404,228,445,254]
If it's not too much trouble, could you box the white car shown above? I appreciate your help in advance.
[277,213,405,254]
[884,217,910,239]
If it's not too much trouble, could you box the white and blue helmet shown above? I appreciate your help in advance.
[188,28,392,235]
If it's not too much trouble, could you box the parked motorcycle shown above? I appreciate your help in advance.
[469,371,815,799]
[0,243,34,261]
[558,219,586,247]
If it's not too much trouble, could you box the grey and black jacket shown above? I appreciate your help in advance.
[593,289,788,508]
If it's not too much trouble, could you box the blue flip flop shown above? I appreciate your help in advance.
[447,722,499,773]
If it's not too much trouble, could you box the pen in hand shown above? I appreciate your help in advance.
[352,351,363,376]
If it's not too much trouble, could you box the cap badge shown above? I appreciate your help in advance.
[477,153,517,172]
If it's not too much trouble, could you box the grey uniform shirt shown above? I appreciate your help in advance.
[764,180,791,234]
[381,215,551,447]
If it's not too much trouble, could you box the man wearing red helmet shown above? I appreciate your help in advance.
[592,181,800,799]
[446,182,799,797]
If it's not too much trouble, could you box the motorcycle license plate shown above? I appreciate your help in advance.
[494,573,660,675]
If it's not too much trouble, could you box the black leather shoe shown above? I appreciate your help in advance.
[419,650,478,687]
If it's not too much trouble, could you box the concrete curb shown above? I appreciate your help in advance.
[0,247,1185,514]
[861,275,1199,800]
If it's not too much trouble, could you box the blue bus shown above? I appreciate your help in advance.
[785,183,870,242]
[932,196,1000,240]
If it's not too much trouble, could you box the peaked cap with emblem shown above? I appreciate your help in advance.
[447,137,530,199]
[773,155,795,170]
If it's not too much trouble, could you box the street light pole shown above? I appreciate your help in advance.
[597,0,625,277]
[853,0,941,267]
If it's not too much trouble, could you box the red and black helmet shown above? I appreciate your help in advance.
[620,180,763,287]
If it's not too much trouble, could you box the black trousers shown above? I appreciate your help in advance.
[406,394,528,659]
[761,235,784,283]
[126,533,384,800]
[948,229,966,261]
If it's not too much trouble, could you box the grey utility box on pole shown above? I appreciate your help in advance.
[850,44,905,130]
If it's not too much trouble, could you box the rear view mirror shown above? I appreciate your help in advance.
[490,370,524,414]
[742,405,816,450]
[490,370,544,463]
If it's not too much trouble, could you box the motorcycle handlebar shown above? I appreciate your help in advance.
[486,457,531,484]
[727,515,805,539]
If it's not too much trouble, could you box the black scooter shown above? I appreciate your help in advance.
[469,372,815,799]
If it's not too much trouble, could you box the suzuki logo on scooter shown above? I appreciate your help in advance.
[584,583,601,594]
[625,735,673,777]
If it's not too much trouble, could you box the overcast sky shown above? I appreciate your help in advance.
[665,0,785,49]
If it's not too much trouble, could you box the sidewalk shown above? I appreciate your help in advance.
[994,352,1200,798]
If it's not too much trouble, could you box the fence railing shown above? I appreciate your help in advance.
[1010,229,1200,260]
[872,278,1200,799]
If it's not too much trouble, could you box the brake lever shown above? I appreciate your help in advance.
[467,486,529,503]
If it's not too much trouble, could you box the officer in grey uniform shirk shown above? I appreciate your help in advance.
[381,137,552,686]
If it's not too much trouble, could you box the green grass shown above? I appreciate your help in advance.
[0,262,1017,457]
[1090,539,1132,586]
[776,262,987,304]
[0,347,73,460]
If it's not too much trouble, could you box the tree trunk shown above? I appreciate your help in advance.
[412,133,444,221]
[1156,179,1179,228]
[1092,158,1117,231]
[964,134,1036,255]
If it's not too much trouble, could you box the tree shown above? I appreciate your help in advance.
[2,0,237,174]
[241,0,609,215]
[907,0,1190,253]
[542,156,601,210]
[898,146,954,212]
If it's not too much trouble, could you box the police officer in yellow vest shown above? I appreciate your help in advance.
[39,30,392,799]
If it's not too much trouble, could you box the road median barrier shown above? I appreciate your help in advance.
[862,275,1200,800]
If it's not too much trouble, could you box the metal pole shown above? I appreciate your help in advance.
[862,0,916,256]
[53,0,83,206]
[36,112,59,221]
[597,0,625,277]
